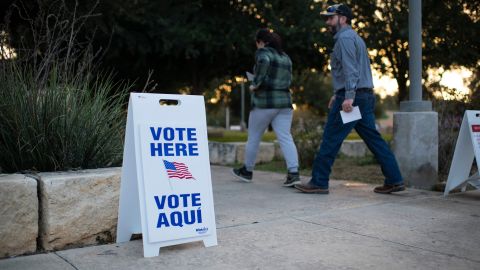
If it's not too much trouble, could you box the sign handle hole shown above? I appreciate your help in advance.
[159,99,180,106]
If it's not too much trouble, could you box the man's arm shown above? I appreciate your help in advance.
[338,37,359,101]
[329,95,353,112]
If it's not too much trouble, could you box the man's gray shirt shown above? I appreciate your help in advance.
[331,25,374,100]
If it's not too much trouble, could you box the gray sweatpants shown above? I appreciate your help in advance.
[244,108,299,173]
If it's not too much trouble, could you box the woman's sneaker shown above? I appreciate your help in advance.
[232,166,253,182]
[283,172,301,187]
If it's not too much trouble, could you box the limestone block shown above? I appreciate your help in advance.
[340,140,371,157]
[208,142,238,164]
[235,142,275,164]
[0,174,38,258]
[273,142,284,161]
[38,167,121,251]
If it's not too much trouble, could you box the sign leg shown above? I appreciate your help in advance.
[444,114,475,196]
[203,235,218,247]
[117,101,142,242]
[143,243,161,257]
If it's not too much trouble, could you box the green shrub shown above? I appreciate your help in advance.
[0,1,130,173]
[291,111,324,169]
[434,99,467,182]
[0,62,129,173]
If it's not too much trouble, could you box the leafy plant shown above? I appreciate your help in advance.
[0,0,130,173]
[291,110,324,169]
[433,98,467,182]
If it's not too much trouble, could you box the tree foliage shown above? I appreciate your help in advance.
[2,0,479,102]
[346,0,479,103]
[90,0,260,94]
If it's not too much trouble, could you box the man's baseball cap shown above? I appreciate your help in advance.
[320,3,353,20]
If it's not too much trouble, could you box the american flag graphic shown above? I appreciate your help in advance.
[163,160,195,179]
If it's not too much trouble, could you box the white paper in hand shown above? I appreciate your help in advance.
[246,71,254,82]
[340,106,362,124]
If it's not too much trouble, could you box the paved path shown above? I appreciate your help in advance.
[1,165,480,269]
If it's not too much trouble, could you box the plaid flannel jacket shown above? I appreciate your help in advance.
[251,47,293,109]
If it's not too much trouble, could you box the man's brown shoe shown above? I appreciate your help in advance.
[374,184,405,194]
[294,183,329,194]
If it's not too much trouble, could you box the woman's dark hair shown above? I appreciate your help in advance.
[255,28,284,54]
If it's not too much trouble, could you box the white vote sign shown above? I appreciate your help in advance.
[116,93,217,257]
[444,110,480,196]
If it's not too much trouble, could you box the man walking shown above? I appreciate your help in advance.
[295,3,405,194]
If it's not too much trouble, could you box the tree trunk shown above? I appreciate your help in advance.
[397,72,408,104]
[396,56,409,104]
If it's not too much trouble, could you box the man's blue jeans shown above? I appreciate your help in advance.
[310,91,403,189]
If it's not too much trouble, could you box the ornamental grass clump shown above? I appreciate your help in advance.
[0,0,130,172]
[0,64,129,172]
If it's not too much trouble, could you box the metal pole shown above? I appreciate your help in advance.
[241,81,245,131]
[409,0,422,102]
[400,0,431,112]
[225,106,230,130]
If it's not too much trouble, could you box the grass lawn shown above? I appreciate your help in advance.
[231,155,384,185]
[215,129,388,185]
[208,130,276,142]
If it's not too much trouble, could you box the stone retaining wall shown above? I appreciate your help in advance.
[339,140,372,157]
[209,140,370,164]
[38,168,121,251]
[0,168,121,258]
[0,140,371,258]
[0,174,38,258]
[208,142,275,164]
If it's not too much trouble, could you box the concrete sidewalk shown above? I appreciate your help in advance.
[1,165,480,270]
